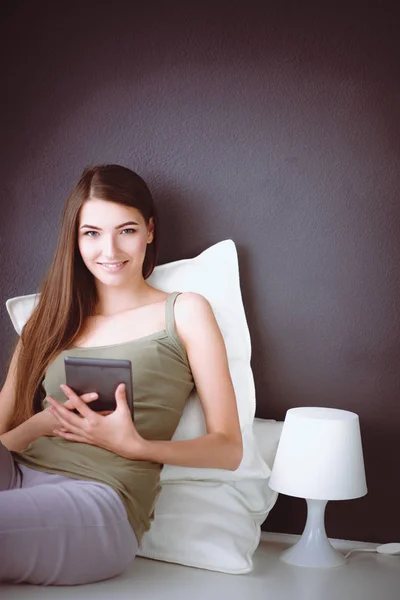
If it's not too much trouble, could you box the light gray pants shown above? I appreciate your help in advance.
[0,441,138,586]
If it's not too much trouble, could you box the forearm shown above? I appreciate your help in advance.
[137,433,243,471]
[0,413,43,452]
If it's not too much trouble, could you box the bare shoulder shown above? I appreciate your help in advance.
[174,292,213,321]
[174,292,219,346]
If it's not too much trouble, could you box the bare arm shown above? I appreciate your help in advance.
[139,432,242,470]
[0,341,42,452]
[0,341,21,435]
[138,293,243,470]
[0,412,48,452]
[0,340,51,451]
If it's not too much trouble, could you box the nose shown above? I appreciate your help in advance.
[102,233,119,260]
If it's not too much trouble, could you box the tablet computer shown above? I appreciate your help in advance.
[64,356,134,418]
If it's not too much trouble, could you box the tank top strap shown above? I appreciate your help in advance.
[165,291,182,337]
[164,292,189,365]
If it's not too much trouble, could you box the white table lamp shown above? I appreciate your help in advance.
[268,407,367,568]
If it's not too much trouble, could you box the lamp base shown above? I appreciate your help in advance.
[279,499,347,568]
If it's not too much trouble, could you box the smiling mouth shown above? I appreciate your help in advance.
[98,261,128,272]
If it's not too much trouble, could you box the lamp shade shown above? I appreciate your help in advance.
[269,407,367,500]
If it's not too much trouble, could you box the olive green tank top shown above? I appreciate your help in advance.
[13,292,194,542]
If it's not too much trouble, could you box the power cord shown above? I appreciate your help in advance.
[343,543,400,559]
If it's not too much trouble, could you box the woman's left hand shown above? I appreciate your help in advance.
[47,383,146,460]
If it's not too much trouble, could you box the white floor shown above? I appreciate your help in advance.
[1,533,399,600]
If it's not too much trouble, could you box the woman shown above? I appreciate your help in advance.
[0,164,242,586]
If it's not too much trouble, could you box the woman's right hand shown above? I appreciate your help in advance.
[36,392,99,437]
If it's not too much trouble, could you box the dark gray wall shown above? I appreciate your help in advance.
[1,1,399,543]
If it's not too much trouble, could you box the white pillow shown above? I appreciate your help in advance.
[139,419,281,574]
[253,418,284,470]
[6,240,276,573]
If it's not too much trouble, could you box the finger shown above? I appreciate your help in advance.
[81,392,99,403]
[50,407,89,437]
[115,383,129,411]
[49,406,75,428]
[64,392,98,411]
[53,429,91,444]
[47,396,89,430]
[60,384,95,419]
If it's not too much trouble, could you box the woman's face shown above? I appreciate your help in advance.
[78,198,154,287]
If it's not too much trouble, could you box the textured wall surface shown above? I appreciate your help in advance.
[1,1,399,543]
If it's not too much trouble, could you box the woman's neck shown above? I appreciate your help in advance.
[94,279,153,317]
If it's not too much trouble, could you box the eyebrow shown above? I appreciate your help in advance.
[80,221,139,230]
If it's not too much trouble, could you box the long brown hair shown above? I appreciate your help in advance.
[10,164,158,429]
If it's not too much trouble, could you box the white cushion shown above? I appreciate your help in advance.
[253,418,284,470]
[6,239,277,573]
[6,293,39,336]
[139,418,282,574]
